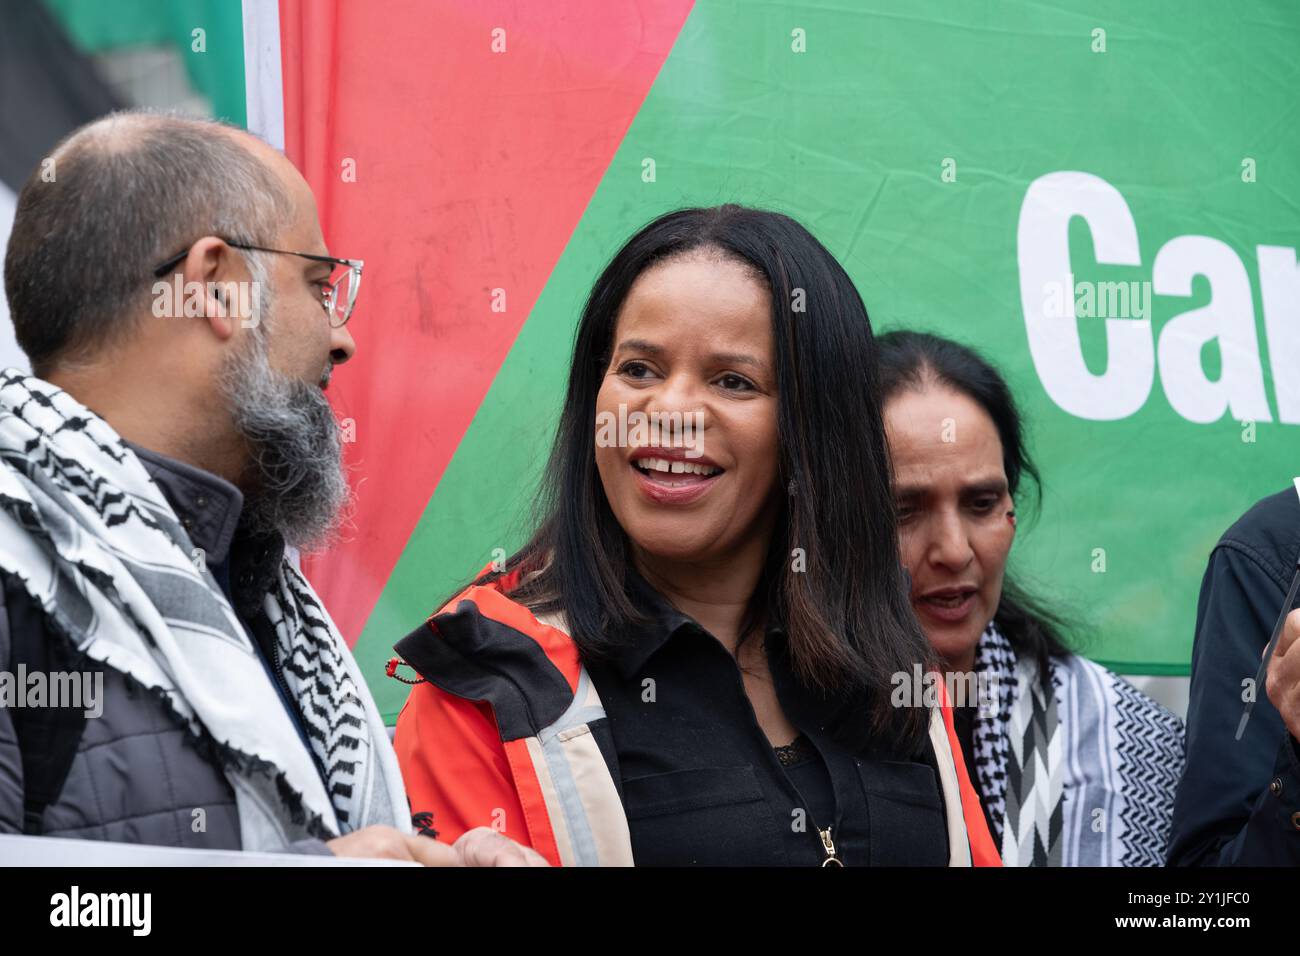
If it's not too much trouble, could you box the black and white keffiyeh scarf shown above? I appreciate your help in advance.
[0,370,408,849]
[970,621,1185,866]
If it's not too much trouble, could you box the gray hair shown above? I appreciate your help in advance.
[217,269,352,551]
[3,110,292,374]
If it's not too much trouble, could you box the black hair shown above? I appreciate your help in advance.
[469,205,936,755]
[876,330,1073,679]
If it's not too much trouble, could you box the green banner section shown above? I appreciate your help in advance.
[357,0,1300,720]
[43,0,247,125]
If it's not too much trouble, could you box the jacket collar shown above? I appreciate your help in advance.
[608,568,879,752]
[126,441,244,566]
[608,566,790,681]
[125,442,285,616]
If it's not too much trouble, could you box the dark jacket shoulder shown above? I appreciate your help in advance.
[1216,487,1300,591]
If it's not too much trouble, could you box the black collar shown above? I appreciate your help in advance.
[127,441,244,565]
[603,568,893,755]
[609,567,789,681]
[125,442,285,616]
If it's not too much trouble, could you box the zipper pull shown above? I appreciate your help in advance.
[819,827,843,867]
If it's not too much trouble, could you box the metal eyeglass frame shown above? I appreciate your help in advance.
[152,238,364,327]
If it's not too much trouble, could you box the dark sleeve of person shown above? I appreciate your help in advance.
[0,577,24,833]
[1168,506,1300,865]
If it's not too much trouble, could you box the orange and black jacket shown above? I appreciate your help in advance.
[392,573,1001,866]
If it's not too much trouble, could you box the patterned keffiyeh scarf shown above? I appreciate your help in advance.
[0,370,409,849]
[969,621,1185,866]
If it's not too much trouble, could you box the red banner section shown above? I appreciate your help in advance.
[277,0,694,641]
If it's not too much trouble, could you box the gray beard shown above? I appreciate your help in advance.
[218,334,350,552]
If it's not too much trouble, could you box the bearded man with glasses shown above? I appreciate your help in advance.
[0,110,544,867]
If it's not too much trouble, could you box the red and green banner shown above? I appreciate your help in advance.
[260,1,693,720]
[238,0,1300,721]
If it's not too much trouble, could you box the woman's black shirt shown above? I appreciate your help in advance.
[584,571,952,866]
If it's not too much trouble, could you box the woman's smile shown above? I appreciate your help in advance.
[629,446,726,504]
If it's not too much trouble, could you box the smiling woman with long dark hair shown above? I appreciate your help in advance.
[390,205,998,867]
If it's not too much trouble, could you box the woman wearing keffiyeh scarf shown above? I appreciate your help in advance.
[878,331,1185,866]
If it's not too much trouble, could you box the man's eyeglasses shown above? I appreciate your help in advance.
[152,239,364,328]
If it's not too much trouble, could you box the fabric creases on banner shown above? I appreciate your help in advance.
[244,1,1300,720]
[271,1,694,683]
